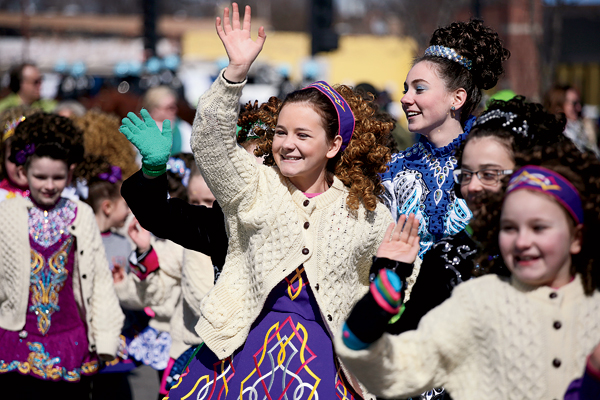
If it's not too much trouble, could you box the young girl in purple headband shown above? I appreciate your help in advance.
[336,138,600,400]
[118,3,395,399]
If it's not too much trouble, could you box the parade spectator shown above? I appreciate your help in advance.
[0,64,56,112]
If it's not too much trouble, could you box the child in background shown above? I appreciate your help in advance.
[337,139,600,400]
[0,106,39,201]
[0,112,124,399]
[77,154,158,400]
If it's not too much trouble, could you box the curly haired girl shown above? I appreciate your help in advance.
[119,4,395,399]
[337,137,600,400]
[0,112,124,399]
[381,19,510,258]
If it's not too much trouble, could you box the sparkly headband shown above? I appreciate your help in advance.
[506,165,584,225]
[98,165,122,184]
[236,120,264,141]
[2,116,26,142]
[15,143,35,165]
[167,157,191,187]
[473,109,529,137]
[302,81,356,151]
[424,45,473,70]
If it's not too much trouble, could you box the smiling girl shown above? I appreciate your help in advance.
[381,20,510,257]
[336,138,600,400]
[119,4,394,399]
[0,112,124,399]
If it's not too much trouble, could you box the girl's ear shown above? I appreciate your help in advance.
[101,199,113,217]
[570,224,584,255]
[67,164,76,186]
[326,135,343,159]
[16,165,26,181]
[451,88,468,111]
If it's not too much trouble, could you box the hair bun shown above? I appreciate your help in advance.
[429,19,510,90]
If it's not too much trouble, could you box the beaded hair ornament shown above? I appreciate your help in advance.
[424,45,473,70]
[302,81,356,151]
[473,109,529,137]
[167,157,191,187]
[506,165,584,225]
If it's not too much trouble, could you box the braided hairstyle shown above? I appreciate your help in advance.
[415,19,510,126]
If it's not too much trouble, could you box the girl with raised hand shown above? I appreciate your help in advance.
[0,112,124,399]
[337,138,600,400]
[119,3,394,399]
[382,20,510,258]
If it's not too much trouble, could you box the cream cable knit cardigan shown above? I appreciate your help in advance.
[0,196,124,357]
[190,73,393,367]
[335,274,600,400]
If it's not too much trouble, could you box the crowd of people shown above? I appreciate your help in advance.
[0,3,599,400]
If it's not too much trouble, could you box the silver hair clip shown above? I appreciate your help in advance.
[424,45,473,70]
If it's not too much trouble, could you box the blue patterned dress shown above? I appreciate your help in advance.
[381,116,475,258]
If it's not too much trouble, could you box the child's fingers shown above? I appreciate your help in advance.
[392,215,406,242]
[140,109,158,129]
[242,5,251,32]
[222,6,231,33]
[231,3,241,30]
[126,111,144,128]
[383,222,395,243]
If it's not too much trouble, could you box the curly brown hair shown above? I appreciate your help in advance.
[415,19,510,126]
[248,85,393,211]
[453,96,568,198]
[0,105,41,179]
[73,110,138,180]
[470,139,600,294]
[9,112,84,168]
[76,154,122,213]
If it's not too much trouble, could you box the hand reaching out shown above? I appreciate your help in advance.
[376,214,420,264]
[128,217,151,254]
[216,3,266,82]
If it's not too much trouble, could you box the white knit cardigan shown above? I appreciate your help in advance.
[335,274,600,400]
[190,73,393,369]
[0,196,124,357]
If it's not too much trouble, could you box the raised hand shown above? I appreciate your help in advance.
[119,109,172,177]
[376,214,420,264]
[216,3,266,82]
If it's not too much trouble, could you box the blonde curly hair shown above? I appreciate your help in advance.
[73,110,138,179]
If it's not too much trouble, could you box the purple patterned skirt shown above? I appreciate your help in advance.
[0,200,99,382]
[167,267,361,400]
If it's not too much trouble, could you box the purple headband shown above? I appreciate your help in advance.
[15,143,35,165]
[302,81,355,151]
[98,165,122,184]
[506,165,584,225]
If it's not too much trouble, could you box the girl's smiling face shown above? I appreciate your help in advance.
[272,102,341,193]
[401,61,457,137]
[499,189,582,288]
[23,155,72,208]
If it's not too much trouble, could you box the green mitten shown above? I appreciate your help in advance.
[119,109,173,176]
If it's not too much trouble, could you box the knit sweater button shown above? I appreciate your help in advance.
[304,222,310,229]
[302,248,309,255]
[327,314,332,321]
[82,274,87,279]
[553,321,562,329]
[549,292,558,299]
[315,283,319,291]
[303,200,309,206]
[552,358,561,368]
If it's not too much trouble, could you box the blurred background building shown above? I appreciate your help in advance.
[0,0,598,148]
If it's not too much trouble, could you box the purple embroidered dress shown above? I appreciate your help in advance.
[167,195,360,400]
[0,198,99,381]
